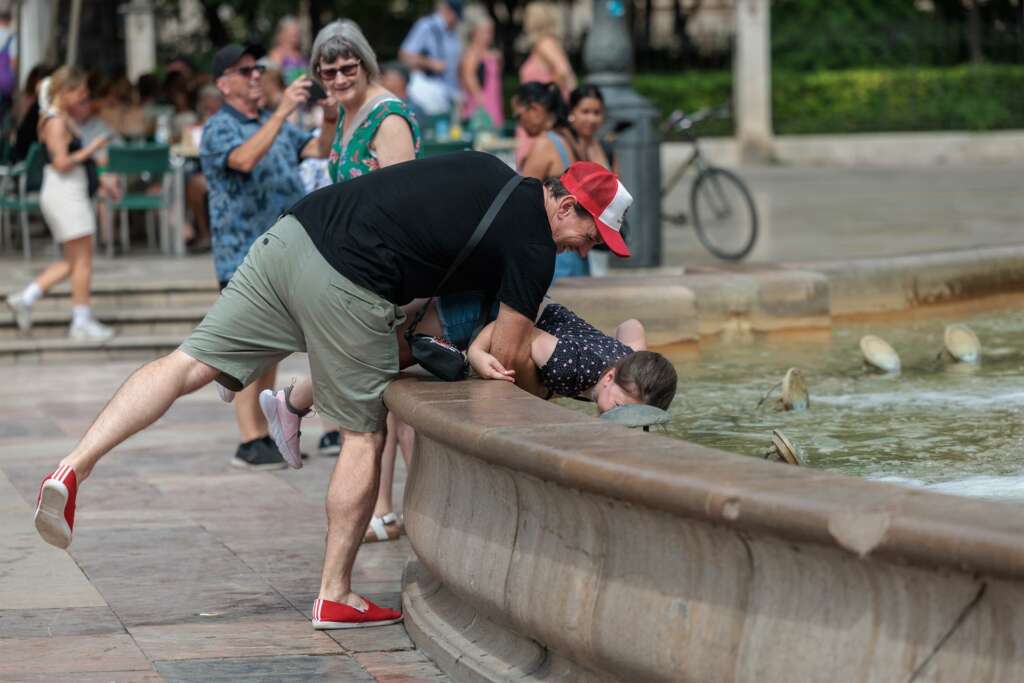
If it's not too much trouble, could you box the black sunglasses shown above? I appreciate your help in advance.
[318,62,361,81]
[228,64,267,78]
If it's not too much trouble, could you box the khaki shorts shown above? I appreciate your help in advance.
[180,215,404,433]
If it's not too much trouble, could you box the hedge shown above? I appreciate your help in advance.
[633,64,1024,137]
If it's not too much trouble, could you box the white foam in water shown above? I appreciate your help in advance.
[871,474,1024,502]
[816,389,1024,410]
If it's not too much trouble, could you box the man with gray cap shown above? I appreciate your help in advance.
[201,43,334,469]
[399,0,463,115]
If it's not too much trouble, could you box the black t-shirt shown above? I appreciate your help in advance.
[289,151,556,319]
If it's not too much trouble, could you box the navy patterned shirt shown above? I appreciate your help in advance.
[200,104,313,283]
[536,304,633,398]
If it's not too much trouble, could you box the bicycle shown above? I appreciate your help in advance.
[661,104,759,261]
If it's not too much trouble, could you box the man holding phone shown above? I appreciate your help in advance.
[200,43,334,469]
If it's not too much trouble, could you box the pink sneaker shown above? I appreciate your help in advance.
[259,389,302,469]
[311,598,403,630]
[34,465,78,549]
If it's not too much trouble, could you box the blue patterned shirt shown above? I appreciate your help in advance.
[200,104,314,283]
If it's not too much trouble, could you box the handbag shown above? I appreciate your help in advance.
[405,173,524,381]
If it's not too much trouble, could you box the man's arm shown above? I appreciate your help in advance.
[489,304,546,397]
[305,97,338,159]
[227,78,310,172]
[399,19,446,75]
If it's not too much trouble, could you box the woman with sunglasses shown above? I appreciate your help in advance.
[311,20,421,183]
[304,21,423,464]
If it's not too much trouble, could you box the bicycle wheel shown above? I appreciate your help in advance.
[689,167,758,261]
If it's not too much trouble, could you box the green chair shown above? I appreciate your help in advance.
[0,142,44,261]
[103,143,171,257]
[421,139,474,157]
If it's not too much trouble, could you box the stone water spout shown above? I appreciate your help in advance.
[943,323,981,363]
[764,429,804,466]
[860,334,901,373]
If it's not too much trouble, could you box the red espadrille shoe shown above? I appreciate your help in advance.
[311,598,403,630]
[34,465,78,549]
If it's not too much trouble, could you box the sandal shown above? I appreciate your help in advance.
[363,512,402,543]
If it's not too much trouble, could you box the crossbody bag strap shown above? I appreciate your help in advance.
[406,173,524,338]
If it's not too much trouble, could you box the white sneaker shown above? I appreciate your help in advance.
[69,318,115,342]
[216,384,236,403]
[5,294,32,333]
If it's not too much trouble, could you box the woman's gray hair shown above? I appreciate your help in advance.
[310,20,379,82]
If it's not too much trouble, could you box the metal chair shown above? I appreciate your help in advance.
[103,143,171,257]
[0,142,44,261]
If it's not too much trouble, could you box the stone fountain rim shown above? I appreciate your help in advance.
[386,376,1024,581]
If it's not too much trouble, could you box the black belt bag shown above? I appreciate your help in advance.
[405,173,523,381]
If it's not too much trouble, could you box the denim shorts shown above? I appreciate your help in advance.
[436,292,499,349]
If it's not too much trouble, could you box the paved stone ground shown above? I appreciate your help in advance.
[0,354,448,682]
[661,162,1024,267]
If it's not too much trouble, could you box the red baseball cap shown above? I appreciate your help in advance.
[560,161,633,258]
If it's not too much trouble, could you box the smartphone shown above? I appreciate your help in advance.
[307,80,328,102]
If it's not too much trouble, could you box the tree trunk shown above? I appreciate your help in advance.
[642,0,653,51]
[198,0,229,47]
[966,0,984,63]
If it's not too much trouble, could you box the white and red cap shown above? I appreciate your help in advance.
[560,161,633,258]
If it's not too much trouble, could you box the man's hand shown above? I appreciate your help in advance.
[469,347,515,382]
[425,58,447,75]
[275,76,312,120]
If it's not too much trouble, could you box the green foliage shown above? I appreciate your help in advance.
[772,0,929,71]
[771,0,1024,70]
[633,72,734,137]
[634,65,1024,137]
[775,64,1024,134]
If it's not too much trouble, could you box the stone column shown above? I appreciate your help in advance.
[584,0,661,268]
[733,0,774,161]
[124,0,157,83]
[18,0,54,85]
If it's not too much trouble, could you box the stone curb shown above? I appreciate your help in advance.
[550,244,1024,345]
[388,378,1024,683]
[785,244,1024,317]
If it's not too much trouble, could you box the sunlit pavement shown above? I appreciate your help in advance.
[0,354,447,681]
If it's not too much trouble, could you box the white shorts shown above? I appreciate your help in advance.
[40,165,96,244]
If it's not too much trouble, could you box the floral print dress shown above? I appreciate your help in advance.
[327,96,422,183]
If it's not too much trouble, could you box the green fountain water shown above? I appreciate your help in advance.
[564,308,1024,503]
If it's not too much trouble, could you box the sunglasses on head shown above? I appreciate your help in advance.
[228,64,267,78]
[318,62,361,81]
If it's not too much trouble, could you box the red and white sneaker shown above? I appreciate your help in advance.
[259,389,303,469]
[311,598,403,630]
[34,465,78,549]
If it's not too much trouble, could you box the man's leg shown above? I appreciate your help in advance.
[320,428,386,607]
[62,350,219,482]
[37,350,220,548]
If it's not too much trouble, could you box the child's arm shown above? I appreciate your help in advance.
[615,318,647,351]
